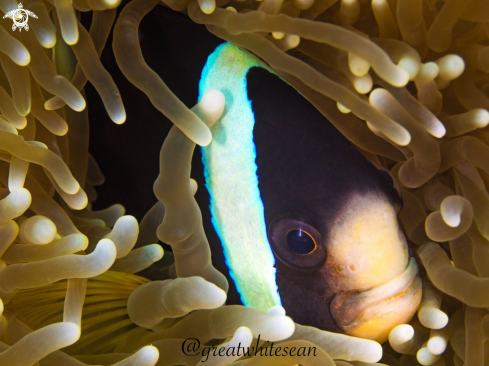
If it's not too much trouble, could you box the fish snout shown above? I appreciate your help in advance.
[330,257,422,343]
[322,193,421,342]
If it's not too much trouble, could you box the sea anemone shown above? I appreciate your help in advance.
[0,0,488,364]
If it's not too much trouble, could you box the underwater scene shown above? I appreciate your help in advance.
[0,0,488,364]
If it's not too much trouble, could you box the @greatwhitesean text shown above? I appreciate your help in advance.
[181,335,318,362]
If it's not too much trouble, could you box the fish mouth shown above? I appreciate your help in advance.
[330,257,422,343]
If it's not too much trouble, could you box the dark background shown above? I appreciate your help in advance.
[81,5,223,221]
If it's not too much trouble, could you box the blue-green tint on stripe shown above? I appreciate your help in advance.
[199,43,282,311]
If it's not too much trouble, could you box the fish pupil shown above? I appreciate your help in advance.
[285,229,316,255]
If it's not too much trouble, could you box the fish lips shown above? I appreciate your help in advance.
[330,257,422,343]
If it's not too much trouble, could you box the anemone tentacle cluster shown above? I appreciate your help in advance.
[0,0,488,364]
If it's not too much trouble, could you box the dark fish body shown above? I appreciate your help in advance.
[86,5,421,343]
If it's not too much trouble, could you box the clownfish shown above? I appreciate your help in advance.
[87,4,422,344]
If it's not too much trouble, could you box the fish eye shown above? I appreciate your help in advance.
[268,212,326,271]
[285,229,316,255]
